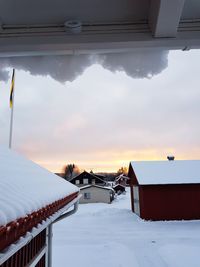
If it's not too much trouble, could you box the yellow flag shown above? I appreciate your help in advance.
[10,69,15,108]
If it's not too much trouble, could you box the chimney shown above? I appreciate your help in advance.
[167,156,175,161]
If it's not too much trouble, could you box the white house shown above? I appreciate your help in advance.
[80,185,114,204]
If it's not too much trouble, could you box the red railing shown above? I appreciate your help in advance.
[0,191,78,252]
[1,229,46,267]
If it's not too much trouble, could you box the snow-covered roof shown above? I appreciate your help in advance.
[0,147,79,227]
[115,175,129,181]
[80,185,114,191]
[130,160,200,185]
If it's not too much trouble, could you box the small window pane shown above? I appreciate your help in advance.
[84,192,91,199]
[83,178,88,184]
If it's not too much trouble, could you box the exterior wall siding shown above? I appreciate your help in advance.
[80,187,111,204]
[139,184,200,220]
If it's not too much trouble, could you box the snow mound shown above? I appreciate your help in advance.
[53,191,200,267]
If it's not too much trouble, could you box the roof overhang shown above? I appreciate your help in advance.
[1,0,200,56]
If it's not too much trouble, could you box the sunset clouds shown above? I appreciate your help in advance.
[0,50,200,172]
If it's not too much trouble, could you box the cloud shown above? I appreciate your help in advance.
[0,49,200,173]
[0,50,169,83]
[0,65,9,81]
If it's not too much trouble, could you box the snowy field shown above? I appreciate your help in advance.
[53,190,200,267]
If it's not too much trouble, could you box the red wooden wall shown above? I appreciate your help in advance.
[138,184,200,220]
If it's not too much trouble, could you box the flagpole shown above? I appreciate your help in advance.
[9,97,14,149]
[9,69,15,149]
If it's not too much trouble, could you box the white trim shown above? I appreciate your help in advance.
[149,0,185,37]
[45,227,49,267]
[80,185,114,191]
[133,186,140,217]
[83,178,88,185]
[28,246,46,267]
[1,22,200,57]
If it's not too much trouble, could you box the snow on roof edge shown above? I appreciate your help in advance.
[130,160,200,185]
[0,147,79,226]
[80,185,114,191]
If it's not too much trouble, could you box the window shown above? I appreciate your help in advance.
[133,186,140,216]
[75,180,80,185]
[83,178,88,184]
[92,179,95,185]
[84,192,91,199]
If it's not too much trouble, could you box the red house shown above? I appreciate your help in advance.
[128,160,200,221]
[0,148,79,267]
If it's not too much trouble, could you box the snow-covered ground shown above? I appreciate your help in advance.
[53,191,200,267]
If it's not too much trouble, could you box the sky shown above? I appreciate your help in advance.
[0,49,200,173]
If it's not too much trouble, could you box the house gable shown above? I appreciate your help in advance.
[70,171,106,185]
[128,163,139,185]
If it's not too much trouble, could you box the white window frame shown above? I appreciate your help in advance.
[83,178,88,184]
[133,186,140,216]
[75,180,80,185]
[84,192,91,199]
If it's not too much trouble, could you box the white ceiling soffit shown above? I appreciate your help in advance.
[181,0,200,19]
[0,0,200,56]
[0,0,150,25]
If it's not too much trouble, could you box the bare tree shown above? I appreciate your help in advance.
[63,164,80,181]
[117,166,128,176]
